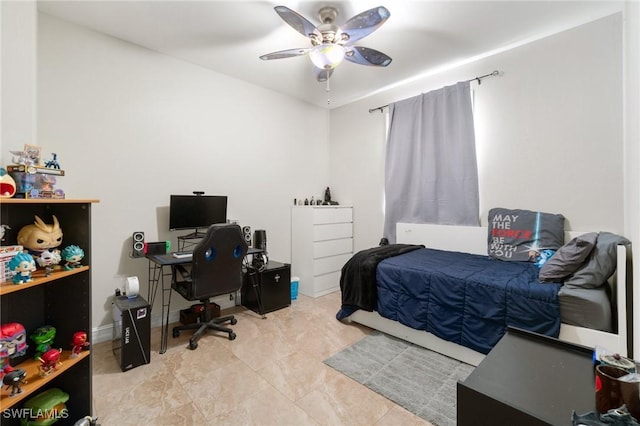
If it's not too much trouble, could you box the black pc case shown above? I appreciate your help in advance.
[112,295,151,372]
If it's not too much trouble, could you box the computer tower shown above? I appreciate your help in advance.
[112,295,151,372]
[242,261,291,314]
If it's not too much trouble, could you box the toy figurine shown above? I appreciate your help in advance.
[9,150,33,165]
[39,175,57,192]
[0,224,10,241]
[44,153,61,169]
[38,348,63,377]
[74,416,99,426]
[61,245,84,270]
[36,249,61,277]
[8,252,36,284]
[31,325,56,360]
[0,323,28,360]
[17,215,63,258]
[70,331,90,357]
[0,323,28,381]
[0,168,16,198]
[21,387,70,425]
[2,367,27,397]
[324,186,332,204]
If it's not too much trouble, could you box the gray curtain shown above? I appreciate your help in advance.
[383,81,479,243]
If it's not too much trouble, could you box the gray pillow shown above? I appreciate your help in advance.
[538,232,597,282]
[563,232,630,289]
[487,208,565,262]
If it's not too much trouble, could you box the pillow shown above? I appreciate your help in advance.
[538,232,597,282]
[563,232,630,289]
[487,208,565,262]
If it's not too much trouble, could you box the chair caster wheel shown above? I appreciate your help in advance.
[230,318,237,325]
[172,329,180,338]
[188,341,198,350]
[229,332,236,341]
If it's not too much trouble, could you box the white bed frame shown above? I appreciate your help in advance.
[348,223,630,366]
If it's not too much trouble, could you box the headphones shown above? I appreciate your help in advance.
[251,253,268,272]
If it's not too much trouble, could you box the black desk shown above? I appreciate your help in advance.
[457,327,595,425]
[146,248,263,354]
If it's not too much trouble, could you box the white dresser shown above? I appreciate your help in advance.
[291,205,353,297]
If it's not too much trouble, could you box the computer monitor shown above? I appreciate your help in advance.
[169,194,227,232]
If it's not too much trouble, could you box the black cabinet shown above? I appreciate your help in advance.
[457,327,595,425]
[242,261,291,314]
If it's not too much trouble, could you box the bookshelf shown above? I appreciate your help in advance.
[0,199,98,423]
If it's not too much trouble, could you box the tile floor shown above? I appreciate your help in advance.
[91,291,432,425]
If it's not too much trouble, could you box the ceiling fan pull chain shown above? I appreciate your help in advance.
[326,73,331,105]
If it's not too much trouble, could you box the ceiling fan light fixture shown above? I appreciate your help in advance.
[309,44,346,69]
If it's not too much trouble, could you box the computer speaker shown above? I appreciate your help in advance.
[242,226,252,246]
[132,231,145,258]
[254,229,267,253]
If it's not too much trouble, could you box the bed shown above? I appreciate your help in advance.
[342,222,631,366]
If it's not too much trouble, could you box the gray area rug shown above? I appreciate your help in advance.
[324,331,475,426]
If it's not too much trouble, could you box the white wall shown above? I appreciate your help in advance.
[1,0,37,150]
[331,14,624,253]
[623,2,640,358]
[36,13,330,329]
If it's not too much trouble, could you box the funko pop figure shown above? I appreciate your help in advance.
[36,249,61,277]
[8,252,36,284]
[70,331,90,357]
[3,367,27,397]
[31,325,56,360]
[61,245,84,270]
[17,215,63,257]
[37,348,63,377]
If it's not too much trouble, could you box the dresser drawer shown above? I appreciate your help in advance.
[313,207,353,224]
[313,253,352,276]
[314,271,341,293]
[313,238,353,259]
[313,223,352,241]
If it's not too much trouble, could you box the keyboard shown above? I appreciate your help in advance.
[172,251,193,259]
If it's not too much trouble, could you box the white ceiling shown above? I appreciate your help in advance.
[36,0,624,109]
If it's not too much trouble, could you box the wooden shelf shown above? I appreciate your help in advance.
[0,266,89,296]
[0,199,99,204]
[0,350,90,410]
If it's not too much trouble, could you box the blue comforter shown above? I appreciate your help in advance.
[375,248,562,354]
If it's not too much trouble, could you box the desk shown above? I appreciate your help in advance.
[457,327,595,425]
[146,248,263,354]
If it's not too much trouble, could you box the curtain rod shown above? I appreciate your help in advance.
[368,70,501,114]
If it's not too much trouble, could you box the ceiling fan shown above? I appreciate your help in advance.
[259,5,392,82]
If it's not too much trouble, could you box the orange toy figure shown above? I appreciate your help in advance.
[17,215,63,258]
[70,331,90,357]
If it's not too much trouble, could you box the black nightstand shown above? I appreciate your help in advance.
[457,327,595,425]
[242,261,291,314]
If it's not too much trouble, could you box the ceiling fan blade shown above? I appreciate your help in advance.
[274,6,322,40]
[315,67,334,82]
[345,46,392,67]
[340,6,390,45]
[260,48,311,61]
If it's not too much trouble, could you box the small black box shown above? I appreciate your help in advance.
[179,302,221,325]
[112,296,151,372]
[242,261,291,314]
